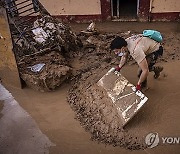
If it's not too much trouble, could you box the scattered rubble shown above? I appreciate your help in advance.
[12,15,81,91]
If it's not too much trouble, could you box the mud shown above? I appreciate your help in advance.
[18,51,71,92]
[67,22,180,150]
[4,61,180,154]
[0,84,54,154]
[68,71,146,150]
[68,59,146,149]
[4,9,81,91]
[1,15,180,153]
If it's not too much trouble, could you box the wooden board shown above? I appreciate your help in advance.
[97,68,148,127]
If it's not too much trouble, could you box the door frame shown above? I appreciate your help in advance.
[111,0,140,19]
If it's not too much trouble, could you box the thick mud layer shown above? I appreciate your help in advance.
[67,32,143,150]
[68,68,146,150]
[18,51,71,92]
[67,26,180,150]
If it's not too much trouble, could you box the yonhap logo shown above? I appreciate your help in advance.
[145,133,159,148]
[145,132,180,148]
[162,137,180,144]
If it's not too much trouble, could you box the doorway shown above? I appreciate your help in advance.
[111,0,138,20]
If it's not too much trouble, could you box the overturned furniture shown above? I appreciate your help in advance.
[97,68,148,127]
[4,0,80,91]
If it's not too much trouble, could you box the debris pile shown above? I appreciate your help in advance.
[18,51,71,92]
[13,15,81,91]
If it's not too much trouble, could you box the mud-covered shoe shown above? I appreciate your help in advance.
[153,66,163,79]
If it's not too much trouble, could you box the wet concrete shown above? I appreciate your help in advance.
[0,84,54,154]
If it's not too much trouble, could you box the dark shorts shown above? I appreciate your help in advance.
[146,46,163,71]
[138,46,163,78]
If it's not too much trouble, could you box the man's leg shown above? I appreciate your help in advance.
[137,68,147,89]
[137,54,155,88]
[137,46,164,88]
[149,46,164,79]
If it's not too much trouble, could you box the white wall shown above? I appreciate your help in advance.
[151,0,180,13]
[39,0,101,15]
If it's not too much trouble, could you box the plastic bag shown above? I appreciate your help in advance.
[143,30,163,43]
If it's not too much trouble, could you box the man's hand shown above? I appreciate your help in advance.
[115,66,121,72]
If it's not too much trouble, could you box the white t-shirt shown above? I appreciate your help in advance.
[126,35,160,64]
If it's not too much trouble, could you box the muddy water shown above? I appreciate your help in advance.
[0,84,54,154]
[4,61,179,154]
[120,62,180,137]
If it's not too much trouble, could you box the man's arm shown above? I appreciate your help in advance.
[119,52,128,69]
[137,58,149,85]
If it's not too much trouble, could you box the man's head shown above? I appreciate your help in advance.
[110,36,128,55]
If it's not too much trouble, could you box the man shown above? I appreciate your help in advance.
[110,34,163,91]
